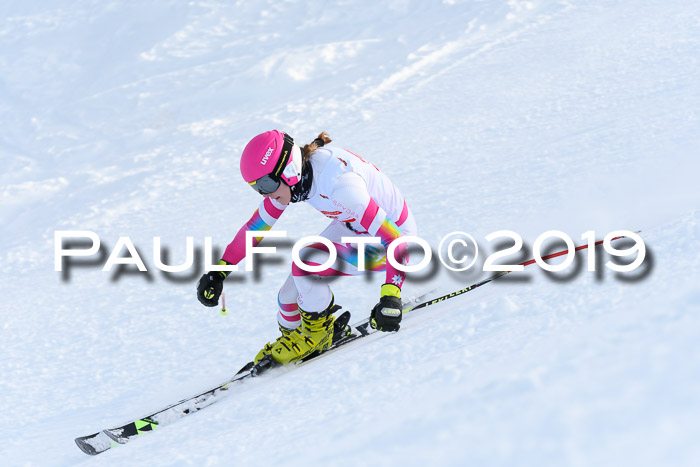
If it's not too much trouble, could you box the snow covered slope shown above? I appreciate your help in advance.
[1,0,699,465]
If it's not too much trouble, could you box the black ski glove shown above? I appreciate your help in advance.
[370,283,402,332]
[197,271,225,307]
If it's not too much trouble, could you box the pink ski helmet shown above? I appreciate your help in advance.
[240,130,302,194]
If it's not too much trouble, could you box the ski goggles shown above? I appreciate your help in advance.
[248,174,281,195]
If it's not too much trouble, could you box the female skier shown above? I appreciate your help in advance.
[196,130,417,365]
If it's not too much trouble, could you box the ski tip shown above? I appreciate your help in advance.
[75,436,99,455]
[75,430,120,455]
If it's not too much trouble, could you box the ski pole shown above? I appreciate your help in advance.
[220,292,228,316]
[405,233,630,313]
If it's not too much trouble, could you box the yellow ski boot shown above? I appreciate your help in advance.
[253,325,294,364]
[255,300,341,366]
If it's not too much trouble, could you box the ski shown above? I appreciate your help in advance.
[74,361,253,455]
[74,310,379,456]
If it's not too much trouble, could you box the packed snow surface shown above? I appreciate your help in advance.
[1,0,699,465]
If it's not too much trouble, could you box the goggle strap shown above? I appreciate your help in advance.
[272,133,295,178]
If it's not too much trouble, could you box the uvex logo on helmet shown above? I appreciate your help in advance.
[261,147,274,165]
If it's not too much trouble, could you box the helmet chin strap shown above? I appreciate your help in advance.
[290,160,313,203]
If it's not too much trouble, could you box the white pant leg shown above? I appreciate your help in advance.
[276,273,301,330]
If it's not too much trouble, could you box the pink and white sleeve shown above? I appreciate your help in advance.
[221,197,287,265]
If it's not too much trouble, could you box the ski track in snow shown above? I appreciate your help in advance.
[1,0,699,465]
